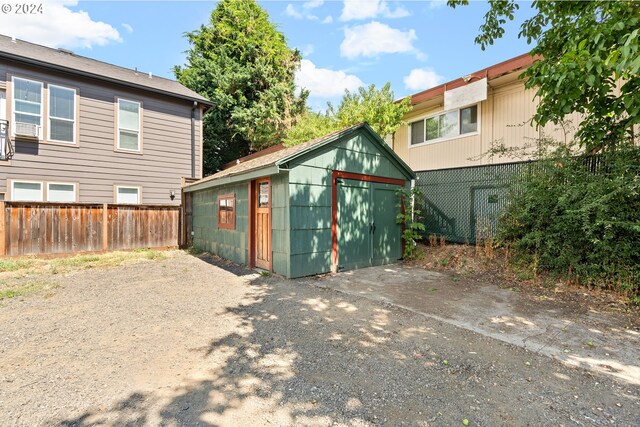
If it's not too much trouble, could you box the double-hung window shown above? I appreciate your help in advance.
[410,104,479,146]
[12,77,43,138]
[48,85,76,144]
[117,99,141,151]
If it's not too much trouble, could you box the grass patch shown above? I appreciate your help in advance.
[49,249,167,272]
[0,258,37,272]
[0,280,58,300]
[0,249,168,277]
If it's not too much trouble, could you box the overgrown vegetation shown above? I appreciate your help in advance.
[396,187,426,260]
[285,83,411,147]
[446,0,640,301]
[497,144,640,298]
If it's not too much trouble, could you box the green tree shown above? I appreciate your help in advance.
[175,0,308,174]
[448,0,640,151]
[285,83,411,146]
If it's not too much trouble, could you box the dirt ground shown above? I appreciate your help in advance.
[0,250,639,426]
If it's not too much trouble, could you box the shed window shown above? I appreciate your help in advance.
[218,194,235,229]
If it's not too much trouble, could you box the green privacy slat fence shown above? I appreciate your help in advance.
[414,161,539,244]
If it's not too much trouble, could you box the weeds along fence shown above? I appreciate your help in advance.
[0,202,182,257]
[414,161,542,244]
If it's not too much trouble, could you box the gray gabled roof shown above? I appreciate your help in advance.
[0,34,212,105]
[184,123,415,192]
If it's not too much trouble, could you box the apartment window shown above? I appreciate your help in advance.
[47,182,76,202]
[117,99,141,151]
[116,186,140,204]
[217,194,235,230]
[12,77,43,136]
[411,104,479,145]
[48,85,76,143]
[12,181,43,201]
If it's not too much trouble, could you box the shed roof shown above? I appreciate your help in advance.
[0,35,212,105]
[184,123,415,192]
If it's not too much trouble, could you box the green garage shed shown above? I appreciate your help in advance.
[183,123,416,278]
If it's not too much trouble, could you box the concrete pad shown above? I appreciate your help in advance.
[311,264,640,386]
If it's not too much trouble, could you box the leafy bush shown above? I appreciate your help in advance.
[498,144,640,295]
[396,187,426,259]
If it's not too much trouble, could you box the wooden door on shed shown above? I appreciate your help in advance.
[254,178,271,270]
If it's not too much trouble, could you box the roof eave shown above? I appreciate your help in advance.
[183,165,281,192]
[0,51,214,106]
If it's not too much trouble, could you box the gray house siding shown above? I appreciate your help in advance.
[0,59,202,205]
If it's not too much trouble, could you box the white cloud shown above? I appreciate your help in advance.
[296,59,364,98]
[340,0,409,21]
[303,0,324,9]
[322,15,333,24]
[340,22,419,59]
[429,0,447,9]
[285,4,304,19]
[403,67,444,91]
[301,44,314,57]
[122,23,133,34]
[0,0,121,49]
[285,3,320,21]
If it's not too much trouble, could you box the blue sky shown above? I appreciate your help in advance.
[0,1,536,110]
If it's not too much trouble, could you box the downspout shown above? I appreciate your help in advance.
[191,101,197,179]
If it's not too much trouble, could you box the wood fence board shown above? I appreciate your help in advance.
[0,202,180,256]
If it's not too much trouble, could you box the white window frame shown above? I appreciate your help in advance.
[115,185,141,204]
[11,180,43,201]
[409,103,481,148]
[116,98,141,152]
[11,76,44,140]
[46,182,77,202]
[47,84,77,144]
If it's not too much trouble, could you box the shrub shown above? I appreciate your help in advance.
[498,144,640,296]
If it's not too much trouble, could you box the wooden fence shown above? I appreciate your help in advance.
[0,202,182,257]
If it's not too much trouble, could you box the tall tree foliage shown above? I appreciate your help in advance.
[285,83,411,146]
[175,0,308,174]
[448,0,640,151]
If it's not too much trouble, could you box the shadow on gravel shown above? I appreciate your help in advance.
[192,252,257,277]
[57,264,640,426]
[57,272,445,426]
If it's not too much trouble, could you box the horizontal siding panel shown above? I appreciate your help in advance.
[2,61,202,203]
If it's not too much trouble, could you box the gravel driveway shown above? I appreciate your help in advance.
[1,251,638,426]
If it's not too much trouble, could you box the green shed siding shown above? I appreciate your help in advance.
[271,173,290,277]
[184,125,414,279]
[287,132,409,278]
[191,182,249,265]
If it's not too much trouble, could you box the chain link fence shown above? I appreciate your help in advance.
[414,161,538,244]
